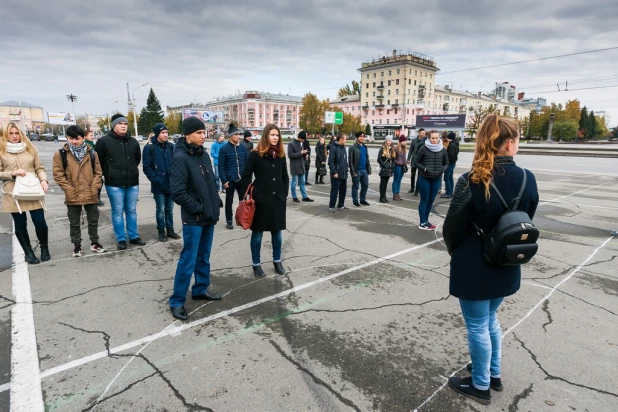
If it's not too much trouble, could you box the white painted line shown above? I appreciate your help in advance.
[522,281,554,290]
[0,237,443,396]
[539,199,618,210]
[413,235,615,411]
[539,182,607,206]
[10,229,45,411]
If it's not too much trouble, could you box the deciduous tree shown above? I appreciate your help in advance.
[552,120,578,141]
[164,112,182,135]
[337,80,361,97]
[299,93,330,134]
[465,104,496,138]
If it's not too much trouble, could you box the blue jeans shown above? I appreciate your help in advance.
[214,164,220,191]
[153,193,174,229]
[105,185,139,242]
[169,224,215,307]
[459,298,504,391]
[290,174,307,199]
[444,163,456,196]
[250,230,282,265]
[351,169,369,204]
[417,175,441,224]
[392,165,404,195]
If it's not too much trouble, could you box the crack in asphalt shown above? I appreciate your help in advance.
[217,233,250,248]
[59,322,112,355]
[80,371,158,412]
[541,300,553,332]
[288,294,451,316]
[585,254,617,268]
[508,383,534,412]
[269,340,361,412]
[529,265,577,282]
[0,294,15,304]
[139,248,155,263]
[513,333,618,398]
[535,280,618,317]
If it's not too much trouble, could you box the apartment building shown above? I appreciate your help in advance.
[0,101,45,133]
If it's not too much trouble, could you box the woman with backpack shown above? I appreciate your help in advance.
[0,122,50,264]
[314,136,327,184]
[241,124,289,278]
[414,130,448,229]
[443,114,539,405]
[377,136,396,203]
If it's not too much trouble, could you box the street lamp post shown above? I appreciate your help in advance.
[106,100,119,131]
[131,83,149,137]
[546,112,555,142]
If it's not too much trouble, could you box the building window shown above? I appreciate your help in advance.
[386,119,389,124]
[394,119,398,124]
[430,74,432,79]
[407,109,409,114]
[379,119,382,124]
[408,99,410,104]
[397,69,400,74]
[408,89,410,95]
[396,89,399,94]
[414,80,417,86]
[367,74,369,79]
[408,79,411,85]
[415,70,418,76]
[366,92,368,97]
[387,100,390,105]
[395,99,398,104]
[387,110,390,115]
[414,90,416,96]
[366,83,369,89]
[373,91,375,97]
[373,82,376,87]
[358,106,361,110]
[388,90,391,95]
[372,110,375,115]
[372,101,375,106]
[388,80,391,86]
[396,79,400,85]
[373,73,376,78]
[388,70,391,76]
[425,73,428,78]
[372,120,374,124]
[381,71,384,77]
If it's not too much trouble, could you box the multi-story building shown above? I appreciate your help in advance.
[519,97,547,113]
[0,101,45,133]
[492,82,518,101]
[328,94,362,119]
[358,50,439,138]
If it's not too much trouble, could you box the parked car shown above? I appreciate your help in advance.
[58,135,67,142]
[135,135,144,142]
[40,133,56,142]
[29,133,40,141]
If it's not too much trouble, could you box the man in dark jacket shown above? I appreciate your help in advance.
[302,135,312,185]
[95,113,145,250]
[241,130,254,153]
[407,128,426,196]
[287,131,313,203]
[218,124,249,229]
[143,123,181,242]
[328,132,349,212]
[441,131,460,199]
[348,131,372,207]
[169,117,223,321]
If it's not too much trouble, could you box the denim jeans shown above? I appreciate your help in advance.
[417,175,441,224]
[290,174,307,199]
[444,163,456,196]
[304,166,310,183]
[214,164,221,192]
[169,224,215,307]
[329,178,347,208]
[153,193,174,229]
[392,165,404,195]
[459,297,504,391]
[351,169,369,204]
[250,230,282,265]
[105,185,139,242]
[11,209,48,232]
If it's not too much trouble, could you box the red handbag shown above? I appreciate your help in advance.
[235,184,255,230]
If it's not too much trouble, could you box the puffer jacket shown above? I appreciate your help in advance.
[407,137,426,162]
[0,148,48,213]
[210,140,225,167]
[377,147,396,177]
[95,130,141,188]
[142,136,174,194]
[218,141,248,184]
[170,137,221,226]
[414,145,448,180]
[52,144,103,205]
[447,139,460,164]
[327,143,348,179]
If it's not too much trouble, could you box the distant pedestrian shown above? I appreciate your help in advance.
[415,130,449,230]
[444,113,539,405]
[407,128,426,195]
[314,136,327,184]
[327,132,349,212]
[84,129,104,206]
[142,123,181,242]
[392,135,408,201]
[0,122,50,264]
[241,124,289,278]
[303,135,312,185]
[441,132,459,199]
[349,131,371,207]
[210,132,225,193]
[241,130,254,153]
[287,131,314,203]
[218,123,249,229]
[377,136,396,203]
[169,117,223,321]
[95,113,145,249]
[52,125,106,257]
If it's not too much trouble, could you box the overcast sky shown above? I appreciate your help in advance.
[2,0,618,127]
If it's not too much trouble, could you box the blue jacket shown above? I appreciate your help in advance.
[142,136,174,194]
[218,141,248,184]
[210,140,225,167]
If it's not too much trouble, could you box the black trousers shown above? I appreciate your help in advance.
[225,180,244,223]
[379,176,390,198]
[11,209,47,232]
[410,167,418,192]
[329,178,347,208]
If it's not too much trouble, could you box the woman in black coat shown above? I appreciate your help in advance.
[377,136,396,203]
[443,114,539,405]
[414,130,448,230]
[314,137,327,184]
[241,124,290,278]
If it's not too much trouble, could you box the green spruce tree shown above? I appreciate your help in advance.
[579,106,590,138]
[588,110,597,139]
[137,88,165,136]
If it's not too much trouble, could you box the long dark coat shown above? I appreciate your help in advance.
[241,151,290,232]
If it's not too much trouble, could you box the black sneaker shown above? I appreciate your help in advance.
[360,200,370,206]
[292,198,300,203]
[305,182,312,186]
[407,189,414,193]
[328,208,336,213]
[353,202,361,207]
[129,237,146,246]
[226,222,233,229]
[448,376,491,405]
[117,241,127,250]
[72,245,82,258]
[301,197,314,202]
[466,364,503,391]
[336,206,348,211]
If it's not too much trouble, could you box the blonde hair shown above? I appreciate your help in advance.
[0,122,37,156]
[470,113,519,199]
[381,140,396,158]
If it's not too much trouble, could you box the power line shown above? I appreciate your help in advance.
[524,84,618,94]
[437,46,618,75]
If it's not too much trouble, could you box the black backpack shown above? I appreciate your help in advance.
[59,148,96,175]
[473,170,539,266]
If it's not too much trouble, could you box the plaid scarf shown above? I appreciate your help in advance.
[69,142,88,163]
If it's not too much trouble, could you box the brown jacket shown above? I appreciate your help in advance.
[52,144,103,205]
[0,149,48,213]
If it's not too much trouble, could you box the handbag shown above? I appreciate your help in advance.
[235,184,255,230]
[2,172,47,214]
[403,164,409,174]
[317,166,327,176]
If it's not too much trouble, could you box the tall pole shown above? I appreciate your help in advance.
[546,113,555,142]
[130,82,149,137]
[106,100,119,131]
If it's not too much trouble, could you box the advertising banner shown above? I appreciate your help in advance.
[415,114,466,128]
[324,111,343,125]
[182,109,224,123]
[48,112,76,125]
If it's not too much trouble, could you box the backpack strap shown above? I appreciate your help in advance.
[489,169,527,212]
[149,143,156,170]
[60,148,96,175]
[89,149,96,175]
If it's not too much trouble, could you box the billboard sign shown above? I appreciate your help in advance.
[324,111,343,125]
[48,112,76,125]
[182,109,224,123]
[415,114,466,128]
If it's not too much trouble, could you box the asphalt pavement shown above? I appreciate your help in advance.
[1,140,617,411]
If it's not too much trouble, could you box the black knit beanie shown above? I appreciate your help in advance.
[297,131,307,140]
[182,117,205,136]
[244,130,252,139]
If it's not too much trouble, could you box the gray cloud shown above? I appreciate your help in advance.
[2,0,618,125]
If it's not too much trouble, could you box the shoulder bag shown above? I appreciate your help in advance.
[235,184,255,230]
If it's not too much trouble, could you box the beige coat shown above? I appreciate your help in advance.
[52,144,103,205]
[0,149,48,213]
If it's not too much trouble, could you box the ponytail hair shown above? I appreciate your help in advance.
[470,113,519,199]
